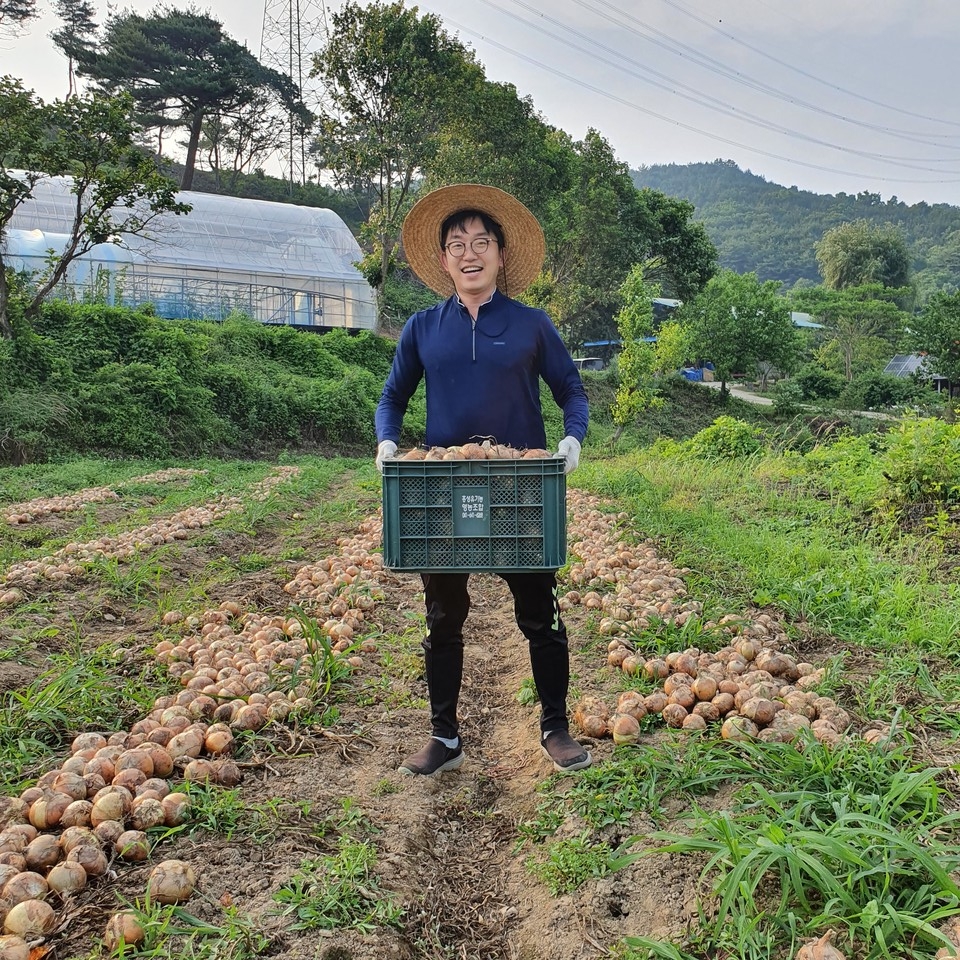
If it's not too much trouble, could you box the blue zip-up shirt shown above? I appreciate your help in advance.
[375,290,589,450]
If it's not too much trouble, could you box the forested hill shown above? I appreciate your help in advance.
[631,159,960,299]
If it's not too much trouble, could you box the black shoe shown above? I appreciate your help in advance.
[398,738,465,776]
[541,730,592,772]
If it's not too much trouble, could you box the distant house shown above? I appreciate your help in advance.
[884,353,951,393]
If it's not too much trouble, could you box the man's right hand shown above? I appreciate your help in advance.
[376,440,398,473]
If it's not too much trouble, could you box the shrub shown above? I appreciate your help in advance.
[839,371,923,410]
[690,415,763,459]
[794,363,845,401]
[772,380,804,416]
[320,329,395,381]
[879,415,960,505]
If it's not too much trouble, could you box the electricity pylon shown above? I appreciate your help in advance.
[260,0,326,189]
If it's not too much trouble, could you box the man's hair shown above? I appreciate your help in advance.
[439,209,505,249]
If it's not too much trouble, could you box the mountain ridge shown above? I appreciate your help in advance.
[630,159,960,300]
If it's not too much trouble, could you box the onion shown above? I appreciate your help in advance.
[71,732,108,755]
[616,692,647,722]
[740,698,778,726]
[204,727,234,755]
[103,910,146,951]
[24,835,60,873]
[93,820,125,846]
[643,691,668,714]
[84,755,116,783]
[0,833,27,856]
[130,798,166,832]
[2,871,49,905]
[59,826,98,853]
[691,675,718,702]
[611,715,641,745]
[51,772,88,802]
[795,930,846,960]
[0,935,29,960]
[59,799,95,830]
[137,778,171,800]
[167,729,204,761]
[3,899,56,938]
[91,791,129,827]
[579,714,608,738]
[720,716,759,741]
[115,749,154,778]
[183,758,217,783]
[28,791,72,831]
[0,853,25,873]
[213,760,242,787]
[66,844,108,877]
[46,860,87,896]
[147,859,196,904]
[161,793,191,827]
[231,704,267,732]
[662,703,688,728]
[115,830,150,862]
[681,714,708,732]
[692,701,720,723]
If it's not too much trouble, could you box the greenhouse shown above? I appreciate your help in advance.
[4,174,377,330]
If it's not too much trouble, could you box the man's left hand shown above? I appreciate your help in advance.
[557,436,581,475]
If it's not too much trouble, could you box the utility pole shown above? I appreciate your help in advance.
[260,0,325,192]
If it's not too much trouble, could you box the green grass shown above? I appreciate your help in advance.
[0,642,160,791]
[272,835,403,933]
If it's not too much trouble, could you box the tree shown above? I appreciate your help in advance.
[49,0,97,96]
[77,8,304,190]
[311,1,482,320]
[815,220,911,292]
[677,270,800,396]
[909,290,960,416]
[791,283,907,381]
[427,79,568,217]
[530,131,717,349]
[535,129,644,347]
[0,0,36,39]
[633,188,717,302]
[610,265,660,441]
[0,79,189,340]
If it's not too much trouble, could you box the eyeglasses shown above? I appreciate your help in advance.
[443,237,498,258]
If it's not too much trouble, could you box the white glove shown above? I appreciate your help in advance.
[376,440,398,473]
[557,436,581,475]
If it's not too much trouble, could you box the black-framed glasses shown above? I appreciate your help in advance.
[443,237,498,258]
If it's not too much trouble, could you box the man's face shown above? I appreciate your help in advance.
[439,216,504,300]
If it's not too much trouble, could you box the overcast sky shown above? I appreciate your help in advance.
[5,0,960,207]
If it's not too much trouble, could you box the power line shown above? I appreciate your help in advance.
[658,0,960,133]
[475,0,960,171]
[435,11,960,188]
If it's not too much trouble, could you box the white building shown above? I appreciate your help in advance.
[4,175,377,330]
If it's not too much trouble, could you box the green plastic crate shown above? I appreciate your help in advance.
[381,457,567,573]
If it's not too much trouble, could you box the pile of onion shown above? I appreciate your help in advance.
[560,490,703,632]
[3,467,300,591]
[391,442,556,462]
[577,630,867,748]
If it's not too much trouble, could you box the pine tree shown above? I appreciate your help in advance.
[50,0,98,96]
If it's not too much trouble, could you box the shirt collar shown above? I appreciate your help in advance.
[456,289,498,311]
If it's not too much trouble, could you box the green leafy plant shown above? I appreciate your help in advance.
[689,416,763,459]
[272,836,403,932]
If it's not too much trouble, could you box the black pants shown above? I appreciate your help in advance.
[420,571,570,741]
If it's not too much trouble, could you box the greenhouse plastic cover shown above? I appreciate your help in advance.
[5,173,377,328]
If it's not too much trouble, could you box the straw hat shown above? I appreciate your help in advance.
[401,183,545,298]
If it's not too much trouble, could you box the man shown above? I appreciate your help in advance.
[375,183,590,776]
